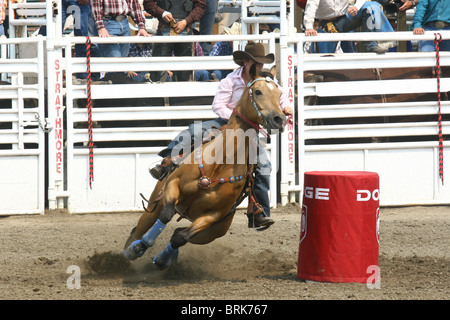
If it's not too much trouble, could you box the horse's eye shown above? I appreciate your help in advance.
[255,90,262,96]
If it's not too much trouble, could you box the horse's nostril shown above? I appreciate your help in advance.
[274,115,284,127]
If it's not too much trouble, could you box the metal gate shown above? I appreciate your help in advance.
[280,32,450,206]
[0,37,46,214]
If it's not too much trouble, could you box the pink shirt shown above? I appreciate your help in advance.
[212,67,290,120]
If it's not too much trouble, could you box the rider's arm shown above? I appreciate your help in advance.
[212,75,235,120]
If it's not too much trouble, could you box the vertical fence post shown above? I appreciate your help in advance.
[46,0,64,209]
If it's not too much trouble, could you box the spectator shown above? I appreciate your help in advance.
[126,41,153,83]
[0,0,6,37]
[413,0,450,52]
[143,0,206,82]
[91,0,150,59]
[195,22,240,82]
[304,0,396,53]
[199,0,218,56]
[38,1,101,82]
[65,1,102,80]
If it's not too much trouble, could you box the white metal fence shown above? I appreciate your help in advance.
[0,37,46,214]
[280,31,450,206]
[60,33,279,213]
[2,0,450,214]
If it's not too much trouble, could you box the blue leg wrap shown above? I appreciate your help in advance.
[153,243,179,270]
[122,219,166,261]
[123,240,148,260]
[141,219,166,247]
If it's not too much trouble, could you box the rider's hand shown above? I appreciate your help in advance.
[283,107,293,116]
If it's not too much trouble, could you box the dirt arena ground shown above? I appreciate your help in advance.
[0,204,448,301]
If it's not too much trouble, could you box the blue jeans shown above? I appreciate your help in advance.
[313,29,356,53]
[39,1,98,78]
[0,23,4,36]
[158,118,272,216]
[98,17,131,58]
[195,69,232,81]
[419,25,450,52]
[199,0,217,56]
[63,0,91,57]
[152,28,193,81]
[195,70,211,81]
[129,72,149,83]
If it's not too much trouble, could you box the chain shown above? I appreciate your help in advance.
[34,112,53,133]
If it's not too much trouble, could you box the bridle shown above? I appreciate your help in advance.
[197,77,276,189]
[232,76,276,141]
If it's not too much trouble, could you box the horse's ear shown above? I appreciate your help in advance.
[249,63,258,80]
[259,68,274,80]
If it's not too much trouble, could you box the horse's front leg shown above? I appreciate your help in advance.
[123,202,178,260]
[124,180,180,260]
[153,213,220,270]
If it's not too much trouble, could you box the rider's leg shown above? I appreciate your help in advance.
[150,118,227,180]
[248,143,274,228]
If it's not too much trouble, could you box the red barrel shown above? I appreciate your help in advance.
[297,171,380,283]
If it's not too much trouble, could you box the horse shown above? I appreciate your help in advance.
[123,68,287,270]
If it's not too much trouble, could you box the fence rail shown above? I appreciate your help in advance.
[280,31,450,206]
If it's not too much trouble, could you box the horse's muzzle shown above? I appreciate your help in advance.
[266,113,286,133]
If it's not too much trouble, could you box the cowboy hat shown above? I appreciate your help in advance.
[221,22,241,35]
[233,42,275,66]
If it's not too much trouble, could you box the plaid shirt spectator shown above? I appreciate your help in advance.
[209,41,233,57]
[91,0,146,30]
[128,42,153,57]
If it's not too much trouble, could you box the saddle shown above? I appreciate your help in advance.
[145,126,272,230]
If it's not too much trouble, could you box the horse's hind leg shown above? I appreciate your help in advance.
[153,214,220,270]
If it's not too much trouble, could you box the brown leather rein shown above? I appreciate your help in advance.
[196,77,275,189]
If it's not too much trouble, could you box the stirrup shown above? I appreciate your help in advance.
[149,157,175,181]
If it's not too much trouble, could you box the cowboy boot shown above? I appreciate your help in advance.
[149,157,176,181]
[247,197,274,229]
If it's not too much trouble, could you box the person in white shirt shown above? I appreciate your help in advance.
[304,0,396,53]
[149,42,292,229]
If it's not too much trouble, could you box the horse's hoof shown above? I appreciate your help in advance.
[123,240,148,260]
[153,245,179,270]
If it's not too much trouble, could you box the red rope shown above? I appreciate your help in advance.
[434,33,444,185]
[86,36,94,189]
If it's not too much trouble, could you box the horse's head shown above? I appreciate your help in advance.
[239,67,287,134]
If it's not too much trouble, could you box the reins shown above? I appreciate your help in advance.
[232,76,276,141]
[197,77,275,190]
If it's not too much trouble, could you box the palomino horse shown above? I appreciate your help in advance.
[123,69,287,270]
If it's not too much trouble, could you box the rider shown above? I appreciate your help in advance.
[149,42,293,229]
